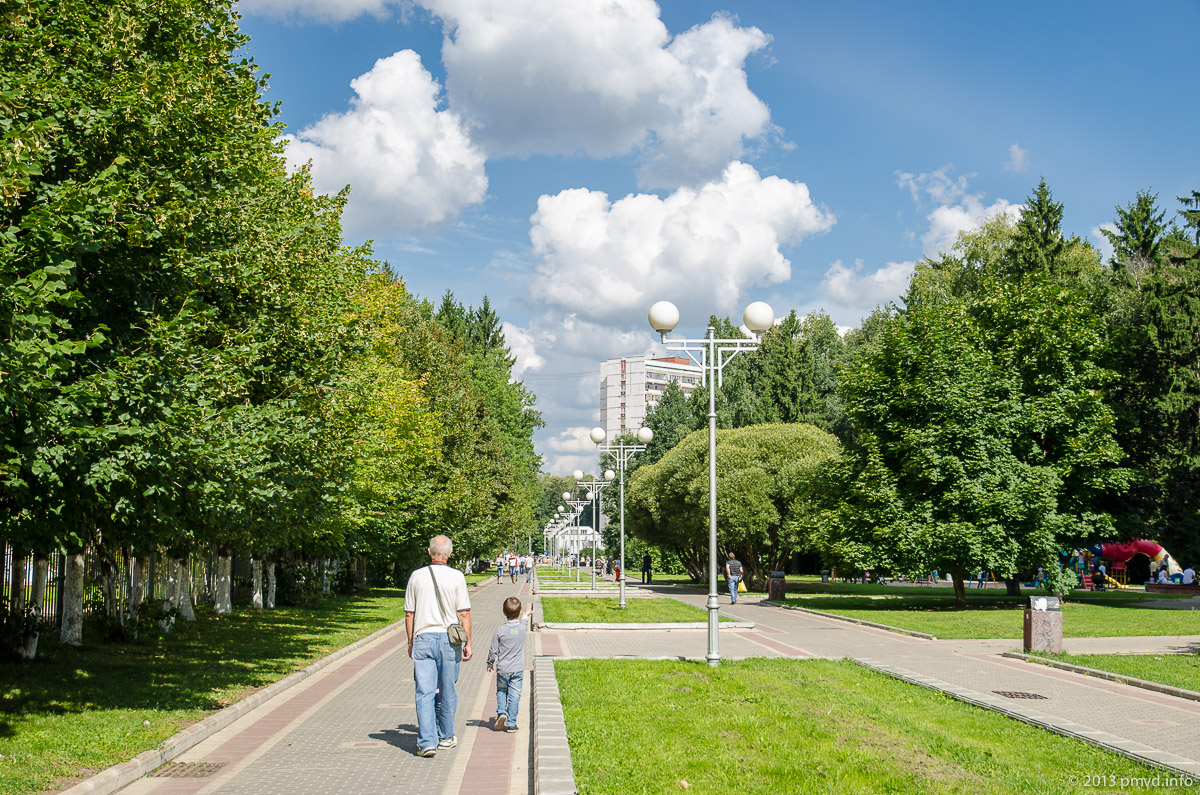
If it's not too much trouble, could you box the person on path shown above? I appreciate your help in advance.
[1183,565,1196,585]
[642,552,652,584]
[495,555,504,584]
[508,553,518,583]
[524,553,534,583]
[725,552,743,604]
[405,535,473,758]
[486,596,533,733]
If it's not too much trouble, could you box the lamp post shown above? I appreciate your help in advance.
[647,299,774,667]
[592,426,653,608]
[563,490,589,581]
[575,470,614,591]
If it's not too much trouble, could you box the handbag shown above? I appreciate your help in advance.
[429,566,468,646]
[738,579,747,594]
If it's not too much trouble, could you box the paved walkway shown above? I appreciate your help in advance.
[119,577,535,795]
[108,573,1200,794]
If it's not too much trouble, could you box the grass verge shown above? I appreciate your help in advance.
[540,597,735,623]
[0,589,404,795]
[557,658,1194,794]
[1027,651,1200,693]
[781,594,1200,639]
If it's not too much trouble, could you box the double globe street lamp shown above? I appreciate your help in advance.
[647,299,775,667]
[574,468,615,591]
[589,425,653,608]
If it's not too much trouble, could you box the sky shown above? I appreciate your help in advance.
[235,0,1199,475]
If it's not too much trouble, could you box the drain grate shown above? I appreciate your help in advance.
[993,690,1048,700]
[151,762,227,778]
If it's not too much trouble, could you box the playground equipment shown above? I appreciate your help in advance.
[1088,540,1182,580]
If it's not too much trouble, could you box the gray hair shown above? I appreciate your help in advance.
[429,535,453,559]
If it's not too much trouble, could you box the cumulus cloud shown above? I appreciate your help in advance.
[1005,143,1030,172]
[1091,223,1117,265]
[502,321,545,378]
[526,161,834,325]
[822,259,914,309]
[285,50,488,237]
[897,166,1019,258]
[423,0,773,186]
[539,426,607,478]
[239,0,399,22]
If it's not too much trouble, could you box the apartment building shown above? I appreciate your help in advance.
[599,355,704,439]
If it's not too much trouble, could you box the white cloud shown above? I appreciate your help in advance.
[539,426,605,478]
[284,50,488,237]
[1091,223,1117,264]
[897,166,1019,258]
[822,259,914,309]
[1005,143,1029,172]
[502,321,545,378]
[238,0,399,22]
[423,0,773,186]
[526,161,834,325]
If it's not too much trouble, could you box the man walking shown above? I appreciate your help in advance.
[642,552,652,584]
[725,552,743,604]
[405,535,473,758]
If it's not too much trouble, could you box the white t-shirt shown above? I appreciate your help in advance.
[1184,568,1195,585]
[405,565,471,638]
[1156,570,1170,584]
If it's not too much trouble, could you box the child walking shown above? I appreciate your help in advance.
[486,596,532,732]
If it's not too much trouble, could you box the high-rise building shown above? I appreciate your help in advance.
[599,355,703,439]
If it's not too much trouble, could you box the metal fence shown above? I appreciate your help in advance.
[1,544,212,628]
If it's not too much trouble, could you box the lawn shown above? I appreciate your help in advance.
[556,658,1194,794]
[540,597,735,623]
[780,593,1200,639]
[0,589,405,795]
[1027,651,1200,694]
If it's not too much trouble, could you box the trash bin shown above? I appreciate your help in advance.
[768,570,786,601]
[1023,595,1062,653]
[820,569,830,583]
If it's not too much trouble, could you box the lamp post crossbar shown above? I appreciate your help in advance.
[577,479,611,591]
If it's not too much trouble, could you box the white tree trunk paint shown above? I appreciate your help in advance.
[60,553,85,646]
[176,559,195,622]
[266,560,277,609]
[214,555,233,615]
[251,558,263,610]
[130,556,149,616]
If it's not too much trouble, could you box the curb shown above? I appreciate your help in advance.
[60,618,404,795]
[532,658,578,795]
[1001,652,1200,703]
[764,601,938,640]
[851,657,1200,779]
[536,621,755,631]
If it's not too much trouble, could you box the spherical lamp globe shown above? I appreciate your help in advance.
[648,301,680,335]
[604,469,615,481]
[586,491,594,501]
[636,427,654,444]
[743,301,775,334]
[573,469,584,482]
[557,505,565,513]
[589,426,606,444]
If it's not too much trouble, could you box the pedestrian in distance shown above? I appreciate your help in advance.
[508,552,518,584]
[405,535,472,758]
[725,552,743,604]
[487,596,533,733]
[495,555,504,584]
[642,552,652,584]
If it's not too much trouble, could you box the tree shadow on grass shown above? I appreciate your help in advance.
[0,590,404,719]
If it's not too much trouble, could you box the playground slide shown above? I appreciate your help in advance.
[1089,539,1182,578]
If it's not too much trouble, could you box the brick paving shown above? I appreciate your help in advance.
[110,573,1200,794]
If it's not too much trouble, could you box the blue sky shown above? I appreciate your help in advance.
[236,0,1199,473]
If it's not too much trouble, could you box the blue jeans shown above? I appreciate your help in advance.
[495,670,524,726]
[412,632,461,750]
[728,575,741,603]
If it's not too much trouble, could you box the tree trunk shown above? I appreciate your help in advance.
[951,568,967,608]
[100,551,119,628]
[321,558,330,595]
[175,559,195,622]
[19,555,48,659]
[266,558,277,609]
[60,552,85,646]
[356,555,368,591]
[129,555,149,619]
[7,548,27,658]
[1004,577,1022,596]
[157,558,178,634]
[214,554,233,615]
[251,558,264,610]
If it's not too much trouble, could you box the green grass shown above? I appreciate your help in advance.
[0,589,405,795]
[557,658,1193,794]
[1027,651,1200,694]
[540,597,735,623]
[781,593,1200,639]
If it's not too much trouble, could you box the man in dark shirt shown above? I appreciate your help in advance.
[725,552,743,604]
[641,552,652,584]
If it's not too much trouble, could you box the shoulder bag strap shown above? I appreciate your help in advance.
[428,566,455,626]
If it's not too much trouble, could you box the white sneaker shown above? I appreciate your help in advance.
[437,736,457,749]
[417,746,436,757]
[494,714,507,731]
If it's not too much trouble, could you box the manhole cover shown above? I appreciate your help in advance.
[993,690,1048,700]
[151,762,227,778]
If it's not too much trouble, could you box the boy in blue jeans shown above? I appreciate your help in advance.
[487,596,531,732]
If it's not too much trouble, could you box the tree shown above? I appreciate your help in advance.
[1102,190,1168,276]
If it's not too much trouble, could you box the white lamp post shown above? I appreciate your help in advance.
[648,299,774,667]
[592,425,653,607]
[576,469,614,591]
